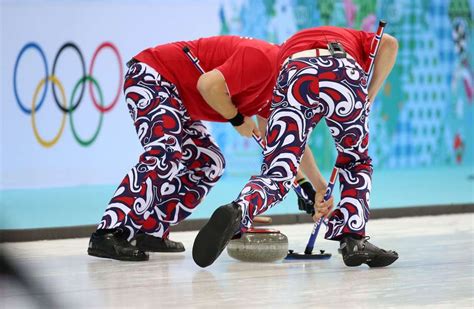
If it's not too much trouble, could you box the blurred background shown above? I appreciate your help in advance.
[1,0,473,237]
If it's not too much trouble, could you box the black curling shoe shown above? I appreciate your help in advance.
[339,235,399,267]
[134,233,185,252]
[88,228,149,261]
[192,203,242,268]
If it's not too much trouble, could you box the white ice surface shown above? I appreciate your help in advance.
[1,214,473,308]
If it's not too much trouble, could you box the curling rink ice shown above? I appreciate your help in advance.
[1,213,473,308]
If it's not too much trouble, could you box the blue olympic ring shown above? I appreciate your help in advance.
[13,42,49,114]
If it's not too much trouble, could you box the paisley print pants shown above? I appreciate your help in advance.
[235,56,372,240]
[98,62,225,240]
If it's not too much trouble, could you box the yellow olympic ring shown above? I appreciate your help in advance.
[31,76,67,148]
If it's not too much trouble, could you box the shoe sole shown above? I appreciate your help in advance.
[192,205,241,268]
[367,253,399,267]
[343,252,399,267]
[343,252,368,267]
[137,245,185,253]
[87,247,149,262]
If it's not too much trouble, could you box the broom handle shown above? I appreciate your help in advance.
[304,167,338,254]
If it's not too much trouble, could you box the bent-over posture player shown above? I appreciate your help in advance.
[87,36,325,261]
[193,26,399,268]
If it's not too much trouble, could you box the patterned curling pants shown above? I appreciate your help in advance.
[99,62,225,239]
[235,56,372,240]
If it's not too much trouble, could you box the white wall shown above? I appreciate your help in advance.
[1,0,221,189]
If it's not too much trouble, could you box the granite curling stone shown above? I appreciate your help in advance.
[227,228,288,262]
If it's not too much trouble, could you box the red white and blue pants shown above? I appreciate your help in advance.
[235,56,372,240]
[98,62,225,240]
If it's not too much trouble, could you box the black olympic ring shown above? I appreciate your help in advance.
[51,42,86,113]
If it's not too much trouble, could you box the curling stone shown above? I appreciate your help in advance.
[227,228,288,262]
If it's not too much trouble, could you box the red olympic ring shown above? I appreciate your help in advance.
[88,42,124,113]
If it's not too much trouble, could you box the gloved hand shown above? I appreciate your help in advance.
[297,178,316,215]
[235,116,260,137]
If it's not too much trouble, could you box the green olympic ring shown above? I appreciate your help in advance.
[69,76,104,147]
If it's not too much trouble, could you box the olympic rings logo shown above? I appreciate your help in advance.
[13,41,123,147]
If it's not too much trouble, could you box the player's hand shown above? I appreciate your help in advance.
[312,188,334,221]
[297,181,316,215]
[235,116,260,138]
